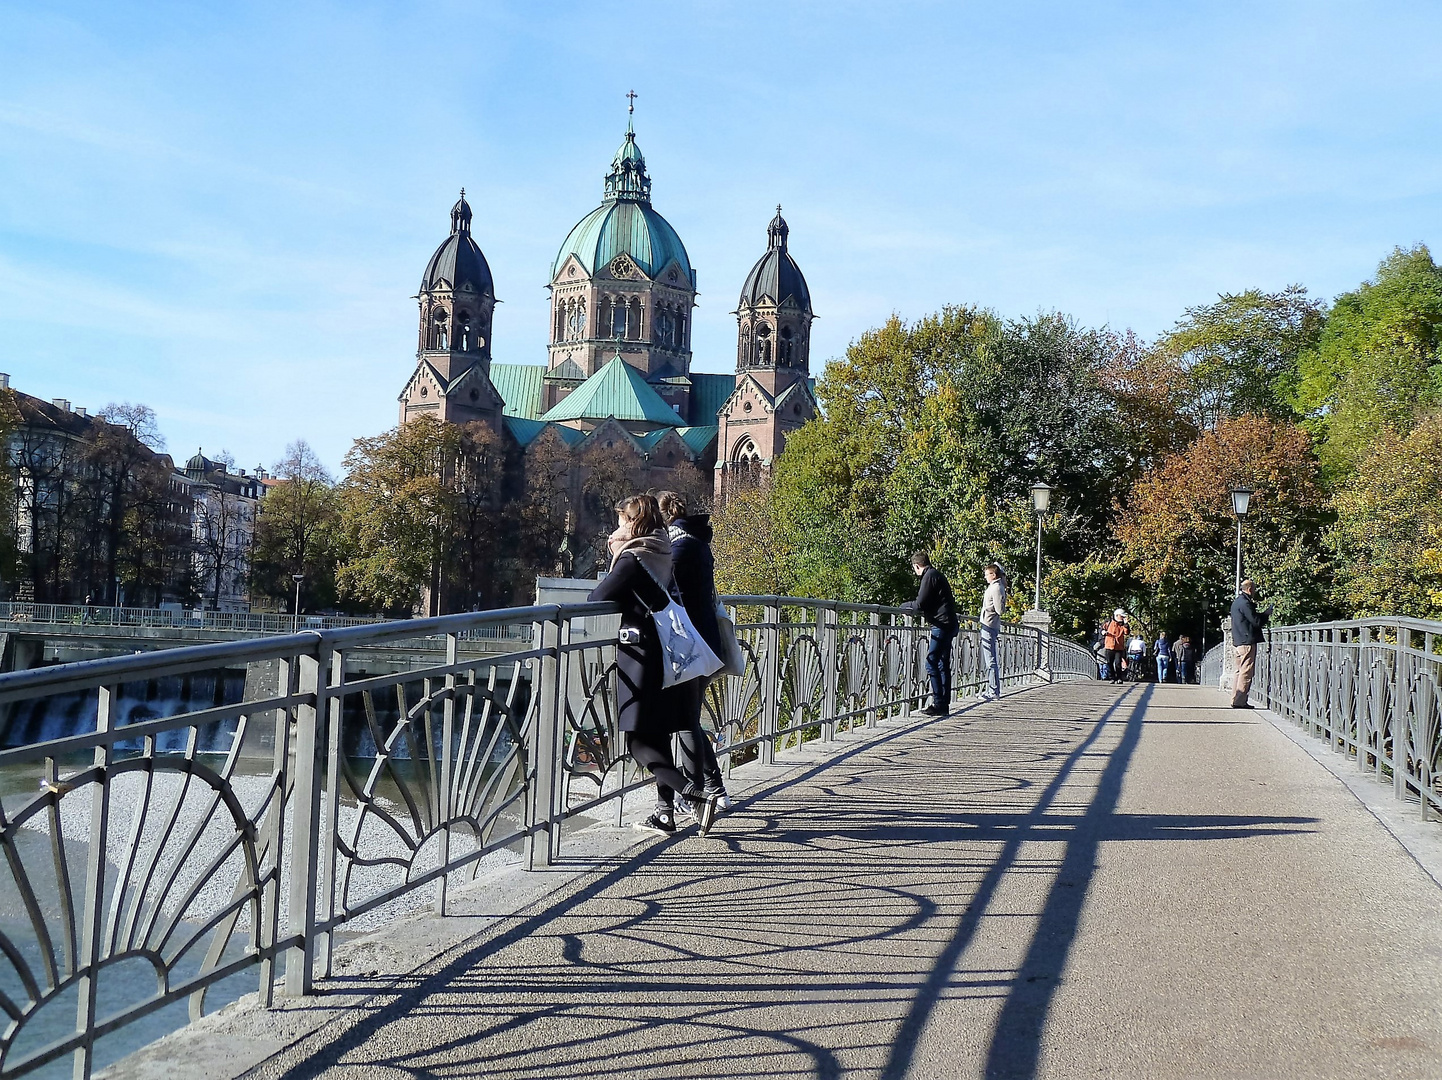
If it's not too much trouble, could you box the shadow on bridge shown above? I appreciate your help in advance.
[250,685,1319,1080]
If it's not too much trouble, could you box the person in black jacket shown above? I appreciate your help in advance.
[588,495,719,835]
[1228,579,1273,709]
[657,491,730,815]
[901,551,958,716]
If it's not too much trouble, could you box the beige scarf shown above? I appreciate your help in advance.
[610,529,674,591]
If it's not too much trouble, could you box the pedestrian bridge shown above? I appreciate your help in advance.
[0,604,1437,1078]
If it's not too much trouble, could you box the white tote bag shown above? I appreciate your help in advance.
[637,567,724,687]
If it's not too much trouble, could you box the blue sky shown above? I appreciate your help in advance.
[1,1,1439,473]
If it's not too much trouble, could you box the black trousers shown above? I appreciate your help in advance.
[626,730,692,810]
[671,678,724,792]
[1104,648,1124,682]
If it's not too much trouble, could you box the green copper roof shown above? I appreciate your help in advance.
[490,363,545,419]
[504,416,548,446]
[552,199,693,283]
[551,123,694,284]
[540,356,684,427]
[688,373,736,424]
[677,426,717,455]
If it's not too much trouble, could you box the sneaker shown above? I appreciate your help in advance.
[635,812,675,835]
[703,785,731,813]
[674,797,695,818]
[694,792,720,836]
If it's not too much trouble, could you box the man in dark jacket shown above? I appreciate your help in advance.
[1229,579,1273,709]
[902,551,957,716]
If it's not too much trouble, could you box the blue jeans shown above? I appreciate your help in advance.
[1157,656,1171,682]
[927,624,956,710]
[980,622,1001,698]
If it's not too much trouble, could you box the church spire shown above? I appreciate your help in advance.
[605,94,652,203]
[450,189,472,234]
[768,205,789,250]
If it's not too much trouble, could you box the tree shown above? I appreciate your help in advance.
[1115,415,1332,626]
[1330,410,1442,619]
[1295,246,1442,479]
[252,440,339,612]
[1154,286,1324,431]
[711,482,793,597]
[333,417,513,616]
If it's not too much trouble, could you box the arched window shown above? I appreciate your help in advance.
[554,303,566,343]
[628,298,643,341]
[458,312,472,352]
[600,297,614,339]
[610,297,628,339]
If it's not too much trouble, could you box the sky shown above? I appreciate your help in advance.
[1,1,1440,474]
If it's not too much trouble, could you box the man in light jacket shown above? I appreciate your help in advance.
[1229,579,1273,709]
[978,563,1007,701]
[902,551,958,716]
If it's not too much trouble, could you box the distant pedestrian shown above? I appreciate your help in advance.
[977,563,1007,701]
[1229,579,1273,709]
[902,551,958,715]
[1126,632,1148,682]
[1155,631,1173,683]
[588,494,719,835]
[656,490,731,816]
[1103,610,1129,684]
[1175,635,1195,684]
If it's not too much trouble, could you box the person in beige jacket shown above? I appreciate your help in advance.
[979,563,1007,700]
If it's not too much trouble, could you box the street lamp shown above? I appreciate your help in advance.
[1029,482,1054,611]
[292,573,304,633]
[1230,486,1253,595]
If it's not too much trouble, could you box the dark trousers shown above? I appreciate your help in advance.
[927,624,956,709]
[669,678,724,793]
[627,730,692,811]
[1105,648,1124,682]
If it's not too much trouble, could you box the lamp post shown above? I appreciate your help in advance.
[1230,486,1253,595]
[1029,482,1053,611]
[292,573,304,633]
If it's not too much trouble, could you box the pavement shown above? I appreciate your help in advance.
[108,681,1442,1080]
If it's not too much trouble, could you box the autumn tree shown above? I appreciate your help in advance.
[252,440,339,612]
[1115,415,1332,626]
[333,417,513,616]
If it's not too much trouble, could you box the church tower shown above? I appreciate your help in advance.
[544,105,698,417]
[399,191,505,429]
[715,208,817,497]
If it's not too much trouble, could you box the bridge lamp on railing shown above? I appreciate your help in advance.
[1029,482,1054,613]
[292,574,304,633]
[1230,486,1253,595]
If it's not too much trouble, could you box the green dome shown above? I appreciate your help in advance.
[551,125,695,285]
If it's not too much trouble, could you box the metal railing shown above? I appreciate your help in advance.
[0,602,388,635]
[1203,618,1442,818]
[0,596,1089,1077]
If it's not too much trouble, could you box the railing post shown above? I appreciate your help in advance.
[900,614,915,719]
[817,605,836,741]
[758,602,781,765]
[1392,621,1407,802]
[283,640,328,997]
[316,648,343,978]
[72,683,114,1080]
[256,657,295,1008]
[821,605,839,740]
[866,611,882,727]
[526,615,562,870]
[435,631,458,915]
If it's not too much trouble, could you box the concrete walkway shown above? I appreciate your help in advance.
[153,683,1442,1079]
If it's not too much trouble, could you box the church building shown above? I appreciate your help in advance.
[397,110,817,561]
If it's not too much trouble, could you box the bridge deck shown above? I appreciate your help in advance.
[142,683,1442,1079]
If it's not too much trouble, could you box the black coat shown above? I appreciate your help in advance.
[669,515,722,654]
[1229,591,1272,646]
[902,567,957,629]
[588,553,685,735]
[662,515,721,726]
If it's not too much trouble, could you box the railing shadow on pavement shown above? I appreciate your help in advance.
[227,683,1316,1080]
[0,595,1094,1077]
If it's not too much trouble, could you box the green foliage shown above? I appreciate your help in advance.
[252,440,341,613]
[1156,286,1325,429]
[1295,246,1442,478]
[1331,411,1442,619]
